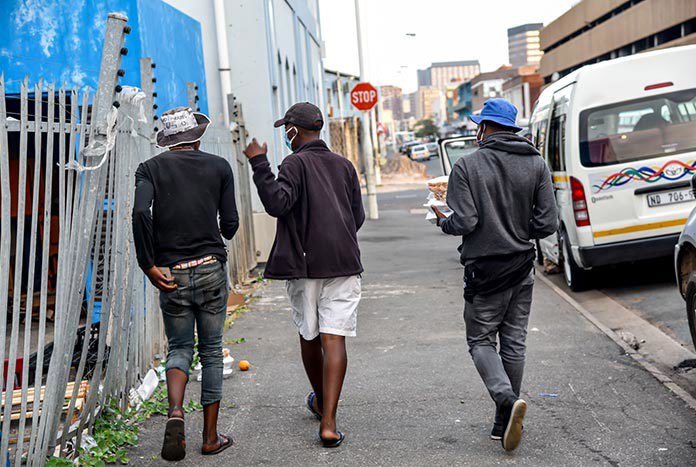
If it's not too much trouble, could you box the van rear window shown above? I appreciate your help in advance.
[579,88,696,167]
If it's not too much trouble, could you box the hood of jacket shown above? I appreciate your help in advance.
[479,132,540,156]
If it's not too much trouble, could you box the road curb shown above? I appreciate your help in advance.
[537,271,696,412]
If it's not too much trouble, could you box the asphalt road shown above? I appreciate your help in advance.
[422,154,694,352]
[128,186,696,466]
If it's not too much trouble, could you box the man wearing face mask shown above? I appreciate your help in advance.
[432,98,557,452]
[242,102,364,448]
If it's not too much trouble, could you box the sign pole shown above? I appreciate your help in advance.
[354,0,379,220]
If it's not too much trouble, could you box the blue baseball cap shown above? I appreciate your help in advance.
[470,98,522,132]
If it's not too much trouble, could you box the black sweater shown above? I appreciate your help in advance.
[132,150,239,269]
[250,139,365,279]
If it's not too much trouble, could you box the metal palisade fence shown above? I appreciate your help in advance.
[0,12,256,465]
[200,98,257,285]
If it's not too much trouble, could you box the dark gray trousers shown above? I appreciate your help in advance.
[464,271,534,423]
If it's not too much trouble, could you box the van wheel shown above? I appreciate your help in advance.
[685,274,696,350]
[560,231,592,292]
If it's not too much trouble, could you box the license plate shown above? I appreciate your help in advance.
[647,188,696,207]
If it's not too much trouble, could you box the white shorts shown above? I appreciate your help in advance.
[286,275,361,340]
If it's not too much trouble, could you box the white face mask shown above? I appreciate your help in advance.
[476,123,487,147]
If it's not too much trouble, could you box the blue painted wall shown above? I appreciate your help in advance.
[0,0,208,116]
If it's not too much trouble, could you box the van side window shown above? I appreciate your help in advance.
[579,88,696,167]
[547,115,566,171]
[534,119,548,156]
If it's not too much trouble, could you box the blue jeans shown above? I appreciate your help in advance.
[160,261,228,406]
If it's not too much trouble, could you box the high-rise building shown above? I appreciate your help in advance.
[416,85,445,123]
[417,68,432,87]
[539,0,696,83]
[402,92,417,120]
[507,23,543,68]
[379,85,404,122]
[417,60,480,93]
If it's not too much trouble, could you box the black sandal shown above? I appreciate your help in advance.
[201,434,233,455]
[161,417,186,461]
[320,431,345,448]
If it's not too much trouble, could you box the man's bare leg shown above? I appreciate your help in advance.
[319,333,347,441]
[166,369,187,418]
[201,401,229,452]
[300,335,324,415]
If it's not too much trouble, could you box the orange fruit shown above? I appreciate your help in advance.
[238,360,251,371]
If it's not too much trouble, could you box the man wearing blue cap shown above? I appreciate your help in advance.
[433,98,557,451]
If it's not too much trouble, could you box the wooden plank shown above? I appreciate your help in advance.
[1,381,88,407]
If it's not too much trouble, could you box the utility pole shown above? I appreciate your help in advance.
[354,0,379,220]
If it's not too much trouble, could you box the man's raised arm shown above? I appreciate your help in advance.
[244,138,301,218]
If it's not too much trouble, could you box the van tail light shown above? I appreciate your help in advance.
[570,176,591,227]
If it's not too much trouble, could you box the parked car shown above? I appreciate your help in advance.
[675,175,696,350]
[530,44,696,291]
[426,142,439,159]
[400,140,420,155]
[408,144,431,161]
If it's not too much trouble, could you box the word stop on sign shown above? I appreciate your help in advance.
[352,89,377,104]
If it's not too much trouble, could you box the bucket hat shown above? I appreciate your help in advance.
[470,98,522,132]
[274,102,324,130]
[156,106,211,148]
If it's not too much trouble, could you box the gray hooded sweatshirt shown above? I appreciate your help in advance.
[440,132,557,262]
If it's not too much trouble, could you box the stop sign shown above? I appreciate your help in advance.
[350,82,378,111]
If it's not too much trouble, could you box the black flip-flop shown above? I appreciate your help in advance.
[201,434,233,455]
[320,431,345,448]
[161,417,186,461]
[306,392,322,420]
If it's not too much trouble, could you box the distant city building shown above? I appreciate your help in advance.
[402,92,417,120]
[539,0,696,82]
[452,80,473,123]
[379,85,404,122]
[416,85,445,124]
[507,23,543,68]
[501,65,544,124]
[417,68,432,87]
[445,82,462,123]
[417,60,480,92]
[470,66,517,114]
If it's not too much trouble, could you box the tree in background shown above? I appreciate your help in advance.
[413,119,439,139]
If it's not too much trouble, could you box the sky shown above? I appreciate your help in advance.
[319,0,579,93]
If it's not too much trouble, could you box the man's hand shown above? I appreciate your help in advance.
[432,206,446,227]
[243,138,267,160]
[144,266,178,293]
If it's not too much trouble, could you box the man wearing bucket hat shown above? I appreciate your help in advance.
[133,106,238,460]
[242,102,364,448]
[432,98,557,451]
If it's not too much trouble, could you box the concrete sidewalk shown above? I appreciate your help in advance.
[128,189,696,466]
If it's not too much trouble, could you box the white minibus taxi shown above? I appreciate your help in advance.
[531,44,696,290]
